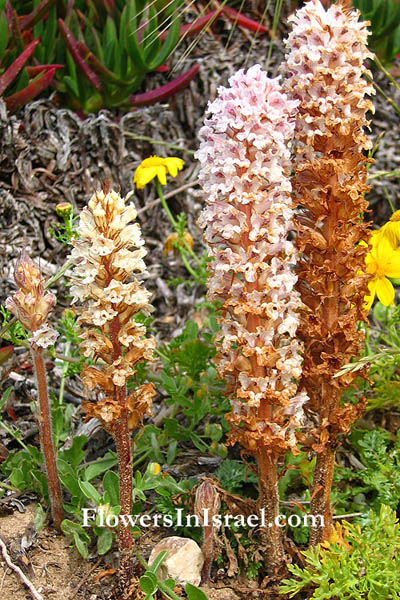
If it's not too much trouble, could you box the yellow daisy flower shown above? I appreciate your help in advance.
[374,210,400,248]
[364,232,400,309]
[133,156,184,189]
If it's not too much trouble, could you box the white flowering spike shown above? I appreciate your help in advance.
[69,184,155,430]
[197,64,308,455]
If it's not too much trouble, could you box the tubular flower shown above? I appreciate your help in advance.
[197,64,307,573]
[6,250,58,348]
[282,0,375,543]
[133,155,184,189]
[364,233,400,309]
[69,183,155,432]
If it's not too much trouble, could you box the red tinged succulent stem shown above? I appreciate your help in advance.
[129,64,199,107]
[160,8,224,40]
[18,0,56,31]
[222,6,268,34]
[58,19,103,92]
[76,40,121,83]
[25,64,63,76]
[31,347,64,531]
[160,6,267,41]
[5,66,59,113]
[0,39,39,96]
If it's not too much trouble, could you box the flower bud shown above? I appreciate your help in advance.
[56,202,73,218]
[194,480,220,527]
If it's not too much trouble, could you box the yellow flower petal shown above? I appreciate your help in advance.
[134,165,160,189]
[375,277,395,306]
[164,157,184,177]
[364,280,377,311]
[133,156,184,189]
[156,166,167,186]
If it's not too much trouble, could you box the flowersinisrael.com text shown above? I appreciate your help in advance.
[82,508,324,530]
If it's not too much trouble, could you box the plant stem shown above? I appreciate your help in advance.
[110,312,134,597]
[156,180,177,227]
[257,450,284,574]
[31,346,64,531]
[309,445,335,545]
[114,388,134,597]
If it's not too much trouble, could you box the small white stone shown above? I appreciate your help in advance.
[148,536,204,587]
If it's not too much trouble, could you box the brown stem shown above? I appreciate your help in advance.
[257,451,284,575]
[110,313,134,597]
[114,390,134,597]
[309,445,335,546]
[201,525,214,582]
[31,347,64,531]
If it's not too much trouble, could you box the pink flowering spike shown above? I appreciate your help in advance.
[129,64,200,107]
[5,66,58,113]
[58,19,103,93]
[0,39,39,96]
[197,64,307,574]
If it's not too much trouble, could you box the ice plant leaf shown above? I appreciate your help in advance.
[4,66,59,113]
[0,38,39,96]
[129,64,200,107]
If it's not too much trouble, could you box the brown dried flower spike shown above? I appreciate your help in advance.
[69,181,155,596]
[282,0,375,544]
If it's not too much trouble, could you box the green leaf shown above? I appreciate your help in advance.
[34,503,46,533]
[79,480,102,505]
[148,550,168,574]
[103,470,119,506]
[124,0,148,72]
[97,527,113,555]
[148,5,181,70]
[57,458,83,499]
[139,574,157,595]
[84,453,118,481]
[185,582,209,600]
[59,435,87,469]
[0,13,9,58]
[0,385,13,411]
[74,531,89,559]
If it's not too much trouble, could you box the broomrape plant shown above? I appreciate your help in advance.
[196,64,308,574]
[68,181,155,598]
[282,0,375,544]
[5,251,64,530]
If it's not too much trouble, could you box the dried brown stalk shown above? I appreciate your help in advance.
[283,0,375,544]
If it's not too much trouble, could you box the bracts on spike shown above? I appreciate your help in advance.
[282,0,375,545]
[197,65,308,575]
[68,181,156,597]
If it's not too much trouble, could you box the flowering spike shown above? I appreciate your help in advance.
[5,252,62,529]
[197,64,307,573]
[282,0,375,543]
[69,186,155,594]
